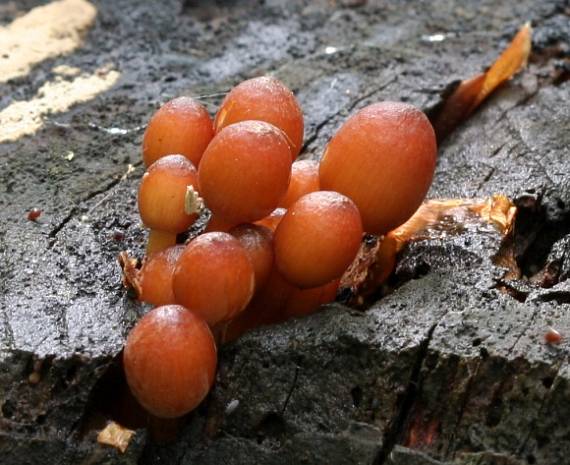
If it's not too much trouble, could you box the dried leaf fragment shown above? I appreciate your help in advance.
[97,421,136,453]
[430,23,532,141]
[118,251,142,297]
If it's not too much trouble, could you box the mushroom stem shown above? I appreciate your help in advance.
[211,321,230,345]
[147,230,177,255]
[148,415,180,444]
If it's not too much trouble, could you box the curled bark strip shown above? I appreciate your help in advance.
[341,195,516,305]
[430,23,532,141]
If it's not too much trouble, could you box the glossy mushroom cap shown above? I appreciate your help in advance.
[319,101,437,235]
[138,154,200,234]
[124,305,217,418]
[143,96,214,167]
[215,76,304,159]
[274,191,363,288]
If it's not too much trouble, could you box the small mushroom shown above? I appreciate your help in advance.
[123,305,217,419]
[138,154,201,255]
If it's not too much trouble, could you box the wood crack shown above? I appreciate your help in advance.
[301,76,398,155]
[506,308,539,357]
[281,365,299,416]
[516,360,564,457]
[372,322,439,465]
[47,161,141,244]
[448,358,482,459]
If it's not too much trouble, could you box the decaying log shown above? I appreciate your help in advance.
[0,1,569,464]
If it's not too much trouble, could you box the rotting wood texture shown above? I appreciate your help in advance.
[0,1,569,464]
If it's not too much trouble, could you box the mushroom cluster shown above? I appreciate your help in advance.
[124,76,437,419]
